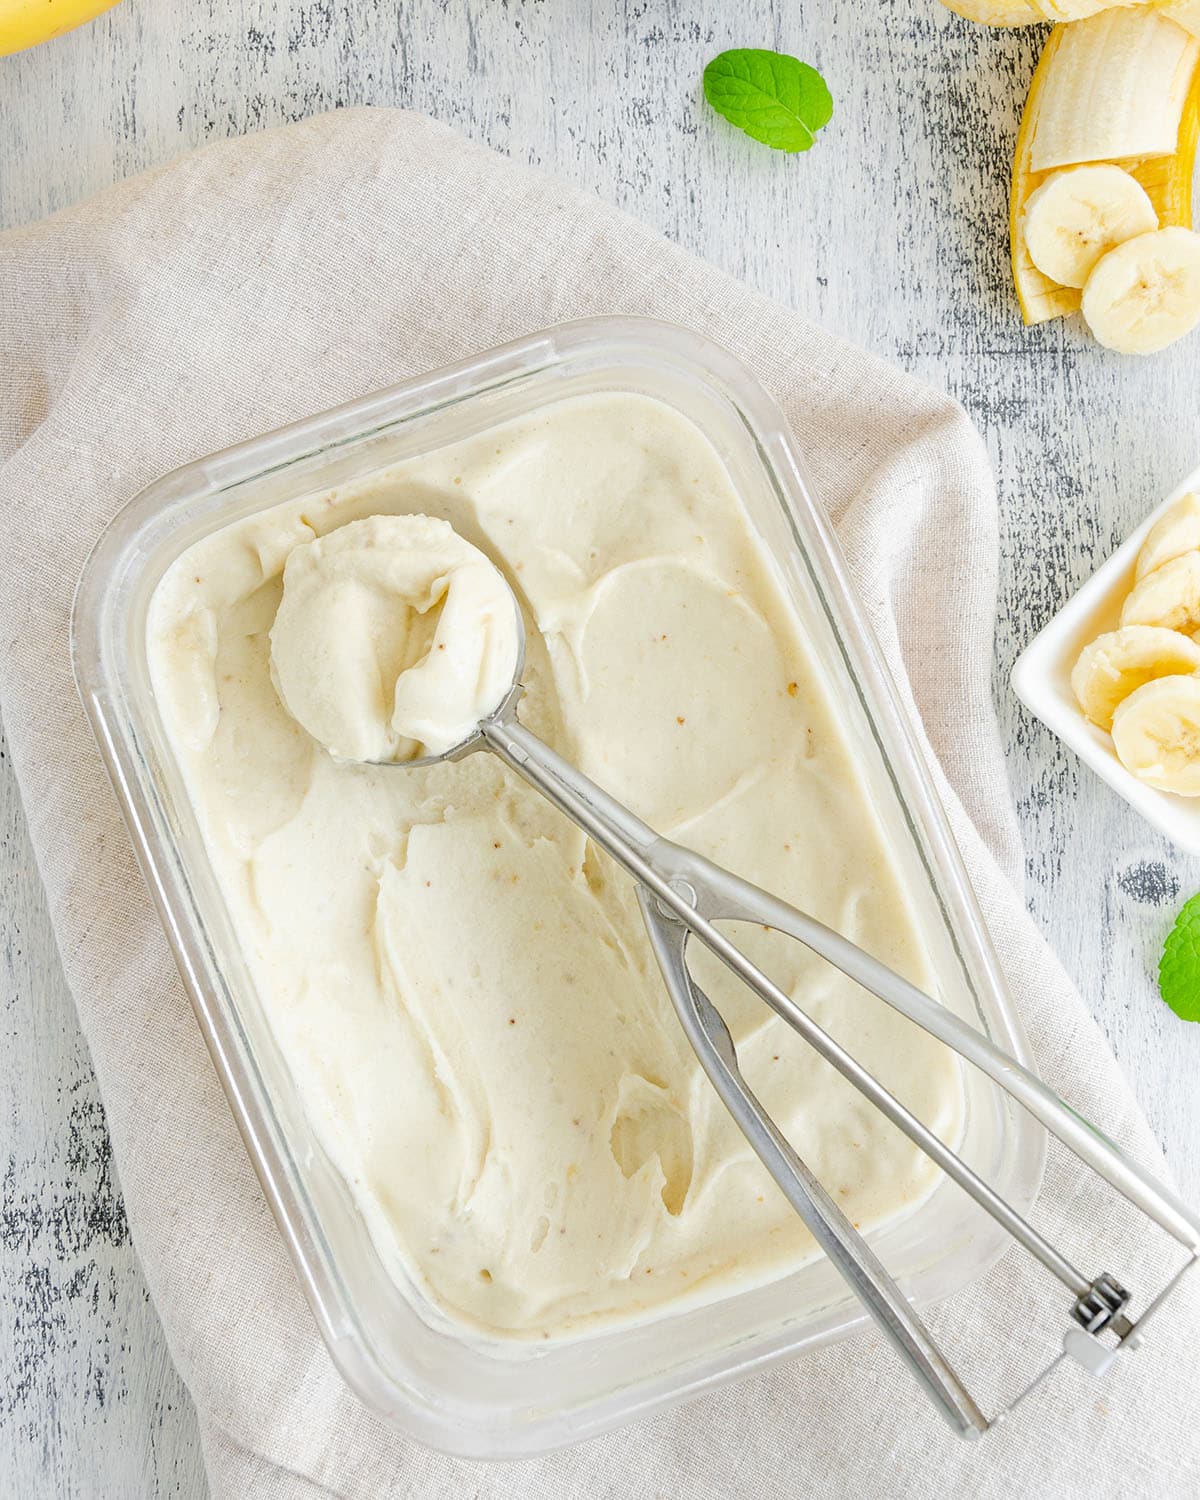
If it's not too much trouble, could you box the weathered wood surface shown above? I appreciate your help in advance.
[3,1,1200,1495]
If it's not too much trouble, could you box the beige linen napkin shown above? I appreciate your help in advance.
[1,107,1196,1499]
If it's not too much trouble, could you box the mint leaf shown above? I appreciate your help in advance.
[1160,892,1200,1022]
[703,48,833,154]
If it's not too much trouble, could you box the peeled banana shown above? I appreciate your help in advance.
[1112,675,1200,794]
[0,0,121,55]
[1007,7,1200,349]
[1031,11,1199,172]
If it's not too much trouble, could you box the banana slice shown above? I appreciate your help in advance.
[1121,548,1200,630]
[1072,625,1200,728]
[1031,11,1200,174]
[1136,493,1200,578]
[1112,674,1200,794]
[1082,226,1200,353]
[1023,165,1158,288]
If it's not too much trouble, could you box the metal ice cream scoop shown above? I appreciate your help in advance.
[373,577,1200,1439]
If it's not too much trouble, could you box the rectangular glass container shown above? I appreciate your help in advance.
[71,317,1044,1458]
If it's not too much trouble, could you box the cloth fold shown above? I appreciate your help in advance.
[0,107,1194,1499]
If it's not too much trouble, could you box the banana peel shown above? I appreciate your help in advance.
[1128,61,1200,225]
[0,0,122,56]
[1010,22,1200,324]
[1010,32,1085,323]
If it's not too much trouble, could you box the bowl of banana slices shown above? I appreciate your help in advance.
[1013,463,1200,852]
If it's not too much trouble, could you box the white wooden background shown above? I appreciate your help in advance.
[3,1,1200,1495]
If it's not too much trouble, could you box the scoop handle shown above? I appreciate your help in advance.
[486,705,1200,1257]
[480,708,991,1436]
[478,704,1200,1434]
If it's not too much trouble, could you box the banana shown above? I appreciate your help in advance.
[1111,674,1200,793]
[1136,492,1200,577]
[1163,0,1200,40]
[1011,31,1085,323]
[0,0,121,54]
[1011,15,1200,325]
[1071,624,1200,727]
[1032,0,1153,19]
[939,0,1043,22]
[1081,224,1200,351]
[1125,54,1200,229]
[938,0,1164,25]
[1031,11,1199,174]
[1121,547,1200,629]
[1022,164,1158,287]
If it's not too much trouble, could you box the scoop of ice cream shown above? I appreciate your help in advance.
[269,514,520,762]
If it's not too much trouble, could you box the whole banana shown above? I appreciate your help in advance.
[0,0,122,57]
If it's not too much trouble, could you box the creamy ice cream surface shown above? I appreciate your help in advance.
[146,390,965,1340]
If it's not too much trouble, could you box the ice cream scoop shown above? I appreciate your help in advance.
[268,510,1197,1440]
[270,514,521,763]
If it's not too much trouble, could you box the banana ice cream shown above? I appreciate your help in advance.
[146,390,965,1340]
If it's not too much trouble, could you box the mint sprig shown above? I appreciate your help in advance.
[703,48,833,154]
[1160,892,1200,1022]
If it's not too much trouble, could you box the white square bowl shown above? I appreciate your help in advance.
[1012,460,1200,856]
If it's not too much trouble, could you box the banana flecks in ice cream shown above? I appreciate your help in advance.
[145,391,964,1340]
